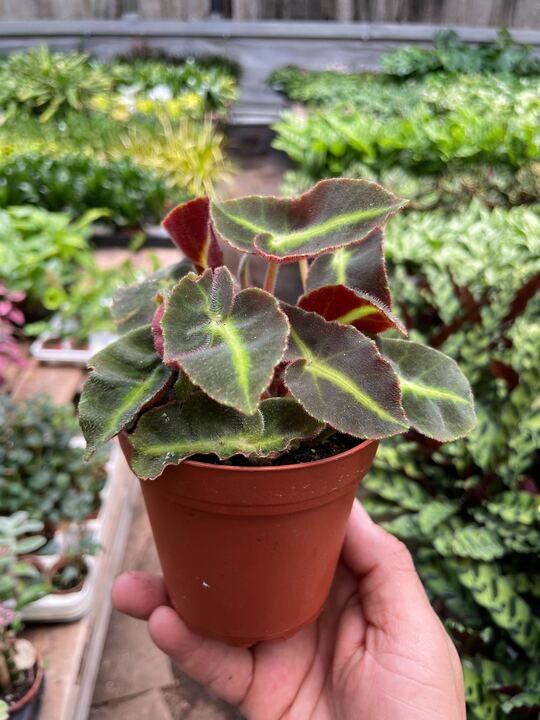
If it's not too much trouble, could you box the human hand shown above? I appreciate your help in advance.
[112,499,465,720]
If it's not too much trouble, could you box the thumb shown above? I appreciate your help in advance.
[342,499,435,633]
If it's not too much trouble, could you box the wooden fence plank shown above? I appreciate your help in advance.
[0,0,539,25]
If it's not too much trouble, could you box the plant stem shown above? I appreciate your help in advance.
[263,261,279,294]
[238,255,251,289]
[299,259,309,293]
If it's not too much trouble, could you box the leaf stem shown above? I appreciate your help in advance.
[299,259,309,293]
[263,261,279,294]
[238,255,251,289]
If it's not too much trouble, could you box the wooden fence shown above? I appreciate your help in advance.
[1,0,540,26]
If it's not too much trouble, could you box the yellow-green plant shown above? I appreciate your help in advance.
[0,47,111,121]
[119,114,233,196]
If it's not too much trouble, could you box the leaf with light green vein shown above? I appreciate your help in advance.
[161,266,289,415]
[79,325,173,457]
[486,491,540,526]
[282,304,407,439]
[456,560,540,661]
[129,395,325,479]
[378,338,476,442]
[210,179,405,262]
[112,260,195,334]
[418,500,458,534]
[363,470,429,510]
[415,551,484,627]
[381,514,421,539]
[306,229,392,306]
[451,526,506,561]
[462,661,500,720]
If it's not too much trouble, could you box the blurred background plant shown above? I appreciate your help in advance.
[0,284,28,388]
[381,28,540,78]
[359,202,540,717]
[0,206,102,317]
[0,47,111,121]
[0,154,170,227]
[0,513,49,708]
[0,395,108,529]
[0,48,237,230]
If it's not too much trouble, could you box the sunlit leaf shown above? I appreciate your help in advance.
[282,304,407,438]
[161,266,289,414]
[210,179,404,262]
[379,338,476,441]
[129,394,324,479]
[79,325,173,456]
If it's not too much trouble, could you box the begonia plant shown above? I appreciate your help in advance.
[79,179,476,479]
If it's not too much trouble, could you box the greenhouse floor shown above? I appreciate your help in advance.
[90,148,286,720]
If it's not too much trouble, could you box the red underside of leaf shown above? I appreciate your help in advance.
[162,197,223,270]
[299,285,406,335]
[262,361,291,398]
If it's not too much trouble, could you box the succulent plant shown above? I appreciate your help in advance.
[0,395,108,526]
[80,179,475,479]
[0,512,49,701]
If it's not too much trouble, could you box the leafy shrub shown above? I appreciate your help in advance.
[106,58,238,117]
[119,115,233,197]
[0,206,99,311]
[381,29,540,78]
[363,203,540,718]
[25,257,143,344]
[269,65,416,109]
[0,46,111,121]
[281,161,540,210]
[0,395,108,525]
[0,110,231,205]
[0,153,170,227]
[272,73,540,178]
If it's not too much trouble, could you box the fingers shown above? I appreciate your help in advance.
[112,571,169,620]
[112,571,254,706]
[342,500,435,632]
[148,605,254,706]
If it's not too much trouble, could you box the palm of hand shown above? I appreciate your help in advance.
[113,502,465,720]
[239,563,463,720]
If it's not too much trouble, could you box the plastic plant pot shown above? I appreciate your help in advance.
[120,435,378,646]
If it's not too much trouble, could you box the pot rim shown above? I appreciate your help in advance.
[172,437,376,474]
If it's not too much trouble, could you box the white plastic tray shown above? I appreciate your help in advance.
[21,556,97,623]
[30,330,117,365]
[20,444,120,623]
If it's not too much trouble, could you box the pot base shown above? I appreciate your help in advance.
[181,602,326,647]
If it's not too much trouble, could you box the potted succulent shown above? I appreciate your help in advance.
[79,179,476,645]
[0,513,50,718]
[0,394,108,535]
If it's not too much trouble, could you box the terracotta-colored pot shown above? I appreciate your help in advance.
[7,654,44,718]
[119,436,378,646]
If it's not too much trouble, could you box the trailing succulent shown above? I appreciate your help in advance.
[80,179,475,479]
[0,395,108,526]
[365,203,540,718]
